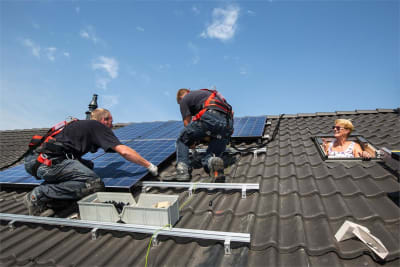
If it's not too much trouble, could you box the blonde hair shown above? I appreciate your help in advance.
[335,119,354,133]
[90,108,111,121]
[176,88,190,104]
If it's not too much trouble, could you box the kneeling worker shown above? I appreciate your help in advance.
[24,108,158,216]
[176,88,233,181]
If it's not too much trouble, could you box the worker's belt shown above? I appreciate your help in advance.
[207,109,226,116]
[31,152,77,180]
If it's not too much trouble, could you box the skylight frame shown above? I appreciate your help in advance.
[312,134,382,161]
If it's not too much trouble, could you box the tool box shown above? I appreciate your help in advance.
[78,192,179,227]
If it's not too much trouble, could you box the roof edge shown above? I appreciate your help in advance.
[267,108,398,119]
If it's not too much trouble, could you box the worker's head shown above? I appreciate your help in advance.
[91,108,113,128]
[176,88,190,104]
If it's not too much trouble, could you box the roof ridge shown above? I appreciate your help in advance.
[268,108,398,119]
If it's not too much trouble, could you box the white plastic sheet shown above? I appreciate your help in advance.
[335,220,389,260]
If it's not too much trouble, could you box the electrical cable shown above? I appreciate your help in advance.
[145,223,172,267]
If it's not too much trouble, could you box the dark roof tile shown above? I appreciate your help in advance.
[1,109,399,266]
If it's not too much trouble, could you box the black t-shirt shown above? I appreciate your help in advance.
[55,120,122,157]
[179,90,212,120]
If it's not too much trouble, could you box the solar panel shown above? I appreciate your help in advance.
[232,116,267,138]
[0,164,40,186]
[93,139,176,188]
[143,121,183,140]
[113,121,166,142]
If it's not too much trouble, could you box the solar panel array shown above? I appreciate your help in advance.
[232,116,267,138]
[0,116,265,189]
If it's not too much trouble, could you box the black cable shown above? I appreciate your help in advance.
[0,151,31,171]
[230,114,285,153]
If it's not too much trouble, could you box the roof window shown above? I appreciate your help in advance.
[313,134,381,161]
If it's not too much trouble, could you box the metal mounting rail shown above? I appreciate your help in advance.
[141,181,259,198]
[190,147,267,156]
[0,213,250,254]
[190,148,238,154]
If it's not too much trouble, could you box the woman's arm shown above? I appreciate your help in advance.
[353,142,371,159]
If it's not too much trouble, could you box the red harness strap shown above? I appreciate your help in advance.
[193,89,233,121]
[29,119,77,167]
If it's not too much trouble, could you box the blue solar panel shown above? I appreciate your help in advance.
[113,121,165,142]
[0,164,40,185]
[232,116,267,138]
[93,139,176,188]
[143,121,183,140]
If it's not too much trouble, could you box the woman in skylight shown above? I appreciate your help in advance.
[323,119,371,158]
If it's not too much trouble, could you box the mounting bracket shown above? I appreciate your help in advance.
[224,238,231,255]
[8,220,16,231]
[91,228,98,240]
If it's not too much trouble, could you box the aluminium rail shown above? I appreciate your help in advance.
[141,181,259,198]
[0,213,250,254]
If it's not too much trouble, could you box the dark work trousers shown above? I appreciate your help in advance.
[24,153,104,203]
[176,109,233,173]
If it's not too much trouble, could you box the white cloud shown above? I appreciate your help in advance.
[201,5,240,41]
[46,47,57,61]
[80,25,99,44]
[188,42,200,65]
[157,64,171,71]
[76,6,80,14]
[92,56,119,79]
[63,52,70,58]
[96,77,111,90]
[32,22,40,29]
[136,26,144,32]
[192,6,200,15]
[102,95,119,109]
[247,10,255,16]
[22,38,41,58]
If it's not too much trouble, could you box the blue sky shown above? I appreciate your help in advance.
[0,0,398,130]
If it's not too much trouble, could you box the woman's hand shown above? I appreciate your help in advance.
[322,138,329,153]
[358,151,371,159]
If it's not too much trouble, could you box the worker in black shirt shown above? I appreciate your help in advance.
[24,108,158,216]
[175,88,233,181]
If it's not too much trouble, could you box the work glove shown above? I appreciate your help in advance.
[147,163,158,176]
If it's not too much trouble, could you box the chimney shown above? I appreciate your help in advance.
[85,94,98,119]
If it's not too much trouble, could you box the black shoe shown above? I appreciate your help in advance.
[176,162,191,181]
[208,157,225,180]
[23,192,54,217]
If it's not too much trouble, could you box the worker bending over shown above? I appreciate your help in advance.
[176,88,233,181]
[24,108,158,216]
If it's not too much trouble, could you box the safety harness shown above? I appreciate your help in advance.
[0,119,77,174]
[29,119,77,167]
[192,89,233,121]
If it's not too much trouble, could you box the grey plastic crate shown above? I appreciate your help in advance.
[122,194,179,227]
[78,192,180,227]
[78,192,135,223]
